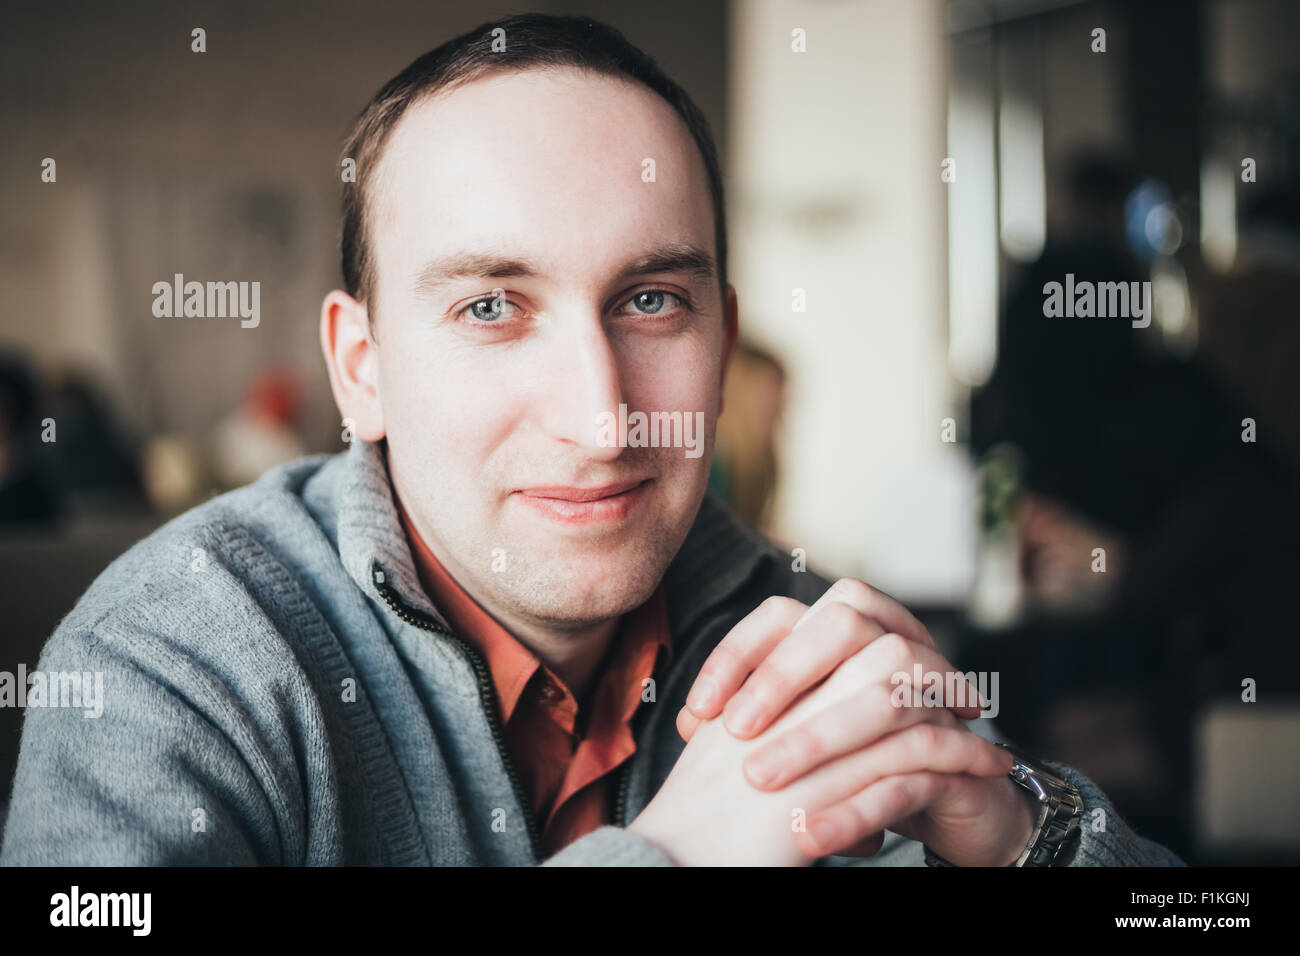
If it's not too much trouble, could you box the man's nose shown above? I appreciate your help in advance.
[538,318,626,460]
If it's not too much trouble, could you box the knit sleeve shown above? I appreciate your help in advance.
[539,825,676,866]
[0,623,277,866]
[1040,758,1186,867]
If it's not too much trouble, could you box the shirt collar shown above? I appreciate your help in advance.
[336,436,772,653]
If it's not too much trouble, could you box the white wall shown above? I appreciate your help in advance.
[727,0,973,600]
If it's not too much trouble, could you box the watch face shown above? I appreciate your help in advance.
[1002,745,1074,792]
[1025,762,1072,791]
[1018,763,1086,820]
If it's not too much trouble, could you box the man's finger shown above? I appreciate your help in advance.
[676,704,704,742]
[679,595,808,723]
[795,771,952,859]
[817,632,987,721]
[745,691,1007,792]
[794,578,936,650]
[720,601,887,738]
[724,617,986,741]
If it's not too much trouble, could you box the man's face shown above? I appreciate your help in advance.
[365,67,735,633]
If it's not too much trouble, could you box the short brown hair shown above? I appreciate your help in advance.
[339,13,727,328]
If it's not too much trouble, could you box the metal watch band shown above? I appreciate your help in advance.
[923,742,1084,867]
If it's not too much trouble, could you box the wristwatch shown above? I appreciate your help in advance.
[923,742,1084,867]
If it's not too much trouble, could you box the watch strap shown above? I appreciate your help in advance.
[922,743,1083,867]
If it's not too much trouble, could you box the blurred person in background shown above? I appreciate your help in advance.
[1199,186,1300,473]
[970,151,1300,861]
[38,368,150,518]
[210,366,309,490]
[0,350,60,528]
[707,338,786,533]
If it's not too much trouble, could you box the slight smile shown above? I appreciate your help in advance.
[514,479,652,524]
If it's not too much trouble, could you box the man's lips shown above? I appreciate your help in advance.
[513,478,652,523]
[516,478,649,502]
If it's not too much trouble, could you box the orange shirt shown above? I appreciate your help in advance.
[394,495,672,856]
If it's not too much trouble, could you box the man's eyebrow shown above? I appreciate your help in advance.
[616,244,716,284]
[412,253,542,297]
[411,244,716,296]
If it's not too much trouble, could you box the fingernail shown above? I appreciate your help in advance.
[726,697,760,735]
[686,676,718,712]
[745,746,784,787]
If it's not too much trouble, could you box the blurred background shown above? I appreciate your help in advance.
[1,0,1297,864]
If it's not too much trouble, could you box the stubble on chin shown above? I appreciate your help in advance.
[485,507,692,631]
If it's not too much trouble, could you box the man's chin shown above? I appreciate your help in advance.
[499,546,666,626]
[490,488,698,623]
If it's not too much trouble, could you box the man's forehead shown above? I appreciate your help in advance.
[368,67,715,286]
[379,66,688,168]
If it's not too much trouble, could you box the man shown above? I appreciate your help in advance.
[1,14,1180,867]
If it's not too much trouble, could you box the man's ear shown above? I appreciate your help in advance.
[718,283,740,416]
[320,289,386,442]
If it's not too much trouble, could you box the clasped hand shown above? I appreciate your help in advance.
[627,579,1039,866]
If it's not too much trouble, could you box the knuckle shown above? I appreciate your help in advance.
[782,723,824,768]
[835,645,876,685]
[818,601,870,642]
[903,772,937,804]
[915,773,939,802]
[891,775,918,806]
[876,632,913,670]
[868,681,907,723]
[830,577,876,605]
[908,720,941,755]
[840,794,874,835]
[821,599,862,629]
[756,594,802,623]
[698,644,743,681]
[745,663,792,706]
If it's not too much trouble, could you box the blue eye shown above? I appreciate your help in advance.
[460,295,519,323]
[625,290,687,316]
[455,288,692,327]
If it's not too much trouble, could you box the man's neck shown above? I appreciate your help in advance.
[505,612,620,704]
[416,525,622,702]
